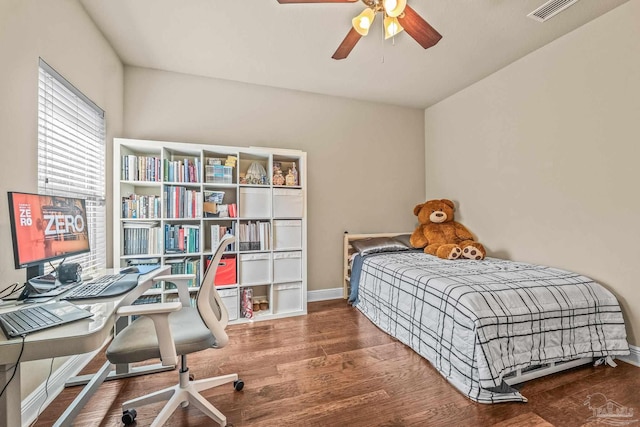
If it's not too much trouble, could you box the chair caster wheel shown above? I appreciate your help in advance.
[189,373,195,381]
[234,379,244,391]
[122,408,137,425]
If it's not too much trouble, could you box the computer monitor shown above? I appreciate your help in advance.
[7,192,91,282]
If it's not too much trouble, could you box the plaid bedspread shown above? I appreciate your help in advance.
[355,252,629,403]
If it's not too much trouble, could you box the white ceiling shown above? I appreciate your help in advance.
[79,0,629,109]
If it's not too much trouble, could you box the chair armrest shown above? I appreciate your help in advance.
[153,274,196,307]
[152,274,196,283]
[117,301,182,366]
[116,301,182,317]
[118,274,161,306]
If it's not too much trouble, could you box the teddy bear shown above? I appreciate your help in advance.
[409,199,486,260]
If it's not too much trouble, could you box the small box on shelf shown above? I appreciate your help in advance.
[205,156,236,184]
[273,220,302,250]
[218,288,239,321]
[213,255,237,286]
[273,188,303,218]
[273,251,302,283]
[239,188,271,218]
[239,253,271,285]
[273,282,303,314]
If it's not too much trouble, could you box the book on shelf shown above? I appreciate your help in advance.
[163,157,201,183]
[164,224,200,254]
[122,194,161,219]
[123,221,161,255]
[238,221,270,251]
[210,223,236,252]
[163,257,200,288]
[131,294,162,318]
[164,186,203,219]
[121,154,161,182]
[126,257,161,265]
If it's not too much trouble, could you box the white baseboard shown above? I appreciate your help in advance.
[21,348,101,426]
[307,287,343,302]
[619,345,640,367]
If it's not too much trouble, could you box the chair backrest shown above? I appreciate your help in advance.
[196,234,236,348]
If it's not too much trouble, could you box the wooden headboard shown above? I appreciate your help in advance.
[342,232,412,299]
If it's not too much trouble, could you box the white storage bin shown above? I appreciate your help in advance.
[273,220,302,250]
[273,282,303,314]
[273,251,302,283]
[239,253,272,284]
[273,188,303,218]
[218,288,239,321]
[239,187,271,218]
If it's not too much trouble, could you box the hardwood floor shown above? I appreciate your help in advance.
[35,300,640,426]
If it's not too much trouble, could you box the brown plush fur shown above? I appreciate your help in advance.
[409,199,486,260]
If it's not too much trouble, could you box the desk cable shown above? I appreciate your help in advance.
[0,333,26,399]
[29,356,55,427]
[0,282,24,299]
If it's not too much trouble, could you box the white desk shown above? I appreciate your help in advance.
[0,266,170,427]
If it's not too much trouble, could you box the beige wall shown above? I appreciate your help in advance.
[424,0,640,345]
[0,0,123,399]
[122,66,425,292]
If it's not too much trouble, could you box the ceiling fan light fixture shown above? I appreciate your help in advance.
[383,0,406,18]
[384,16,404,39]
[352,8,375,36]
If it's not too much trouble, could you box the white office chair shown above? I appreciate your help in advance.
[106,234,243,426]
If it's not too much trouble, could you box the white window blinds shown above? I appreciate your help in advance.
[37,58,107,275]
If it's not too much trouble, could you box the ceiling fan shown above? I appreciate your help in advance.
[276,0,442,60]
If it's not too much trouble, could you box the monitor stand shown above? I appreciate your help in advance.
[26,264,45,282]
[17,264,51,301]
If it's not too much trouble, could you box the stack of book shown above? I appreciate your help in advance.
[238,221,270,251]
[164,186,203,218]
[164,157,201,183]
[164,257,201,289]
[210,224,236,252]
[122,194,161,219]
[123,221,161,255]
[121,154,162,182]
[164,224,200,254]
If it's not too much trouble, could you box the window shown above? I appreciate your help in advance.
[37,58,106,275]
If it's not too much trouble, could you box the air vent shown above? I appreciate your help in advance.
[527,0,581,22]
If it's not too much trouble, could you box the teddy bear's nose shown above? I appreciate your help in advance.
[435,213,443,217]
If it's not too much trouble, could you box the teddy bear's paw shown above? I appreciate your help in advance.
[448,247,462,260]
[462,246,484,260]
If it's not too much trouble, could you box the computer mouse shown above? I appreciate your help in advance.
[120,266,139,274]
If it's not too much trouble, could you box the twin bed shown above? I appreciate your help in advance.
[343,232,629,403]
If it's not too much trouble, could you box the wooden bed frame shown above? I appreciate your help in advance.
[343,231,593,386]
[342,231,412,299]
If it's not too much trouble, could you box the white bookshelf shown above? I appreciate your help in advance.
[113,138,307,323]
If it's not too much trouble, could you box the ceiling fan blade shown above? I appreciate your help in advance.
[398,5,442,50]
[332,27,362,60]
[277,0,357,3]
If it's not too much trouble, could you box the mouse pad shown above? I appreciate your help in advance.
[121,264,161,275]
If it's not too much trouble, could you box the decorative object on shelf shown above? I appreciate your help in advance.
[285,169,296,186]
[245,162,268,185]
[273,168,285,186]
[291,163,298,186]
[241,288,253,318]
[259,299,269,311]
[252,301,260,312]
